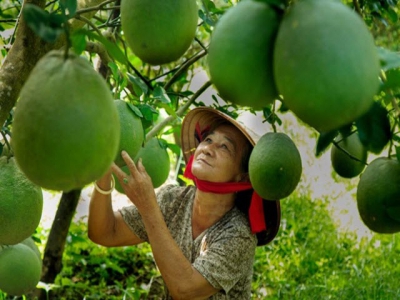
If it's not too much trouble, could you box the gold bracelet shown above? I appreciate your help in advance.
[94,176,115,195]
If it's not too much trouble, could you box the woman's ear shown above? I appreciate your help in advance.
[235,173,250,183]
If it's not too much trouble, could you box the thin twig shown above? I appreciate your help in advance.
[73,15,103,36]
[164,50,207,91]
[75,0,117,15]
[145,81,212,141]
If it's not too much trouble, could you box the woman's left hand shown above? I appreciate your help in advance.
[112,150,157,213]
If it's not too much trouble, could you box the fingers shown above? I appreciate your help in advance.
[120,150,138,174]
[111,162,126,181]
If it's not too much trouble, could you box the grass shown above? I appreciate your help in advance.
[252,192,400,299]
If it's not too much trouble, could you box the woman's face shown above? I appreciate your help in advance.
[191,124,249,183]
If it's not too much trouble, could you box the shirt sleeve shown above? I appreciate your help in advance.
[119,184,181,242]
[192,216,257,294]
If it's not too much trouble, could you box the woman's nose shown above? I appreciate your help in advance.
[202,143,215,155]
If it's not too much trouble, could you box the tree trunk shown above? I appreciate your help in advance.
[34,189,82,299]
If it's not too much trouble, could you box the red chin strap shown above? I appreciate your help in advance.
[184,154,266,233]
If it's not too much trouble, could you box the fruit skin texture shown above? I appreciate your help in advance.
[249,132,302,200]
[134,138,170,188]
[273,0,380,132]
[121,0,198,65]
[207,0,279,109]
[0,244,42,296]
[357,157,400,233]
[12,50,120,192]
[0,157,43,245]
[20,237,42,262]
[331,132,368,178]
[114,100,144,167]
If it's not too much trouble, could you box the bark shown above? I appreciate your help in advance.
[33,189,82,300]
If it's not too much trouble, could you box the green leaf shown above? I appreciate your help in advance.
[315,130,338,157]
[167,143,181,157]
[127,73,148,96]
[70,30,86,54]
[85,30,127,65]
[356,101,391,154]
[377,47,400,71]
[137,104,158,122]
[386,205,400,222]
[127,103,143,118]
[108,61,119,83]
[23,4,64,43]
[153,86,171,104]
[59,0,77,18]
[380,69,400,91]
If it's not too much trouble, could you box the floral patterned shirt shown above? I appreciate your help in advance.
[120,184,257,299]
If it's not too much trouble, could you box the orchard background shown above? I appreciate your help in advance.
[1,0,400,298]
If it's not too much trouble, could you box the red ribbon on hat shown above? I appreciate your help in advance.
[184,152,266,234]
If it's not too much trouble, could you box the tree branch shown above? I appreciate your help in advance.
[145,81,212,141]
[164,50,207,91]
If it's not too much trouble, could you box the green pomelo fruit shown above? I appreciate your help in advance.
[121,0,198,65]
[20,237,42,262]
[249,132,302,200]
[0,244,42,296]
[114,138,170,192]
[273,0,380,132]
[114,100,144,167]
[207,0,280,109]
[331,132,368,178]
[0,157,43,245]
[135,138,170,188]
[357,157,400,233]
[12,50,120,192]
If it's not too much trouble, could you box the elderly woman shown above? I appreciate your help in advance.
[88,106,280,299]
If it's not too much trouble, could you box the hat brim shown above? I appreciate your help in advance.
[181,107,281,246]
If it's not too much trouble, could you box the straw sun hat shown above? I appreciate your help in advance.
[181,106,281,246]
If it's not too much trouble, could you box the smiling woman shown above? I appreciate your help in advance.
[87,106,280,299]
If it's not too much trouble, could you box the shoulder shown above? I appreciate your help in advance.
[156,184,196,209]
[156,184,195,200]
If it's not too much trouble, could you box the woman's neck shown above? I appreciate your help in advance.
[191,189,235,239]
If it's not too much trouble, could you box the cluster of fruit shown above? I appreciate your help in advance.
[207,0,381,133]
[0,155,43,296]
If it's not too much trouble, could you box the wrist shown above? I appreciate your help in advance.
[94,176,115,195]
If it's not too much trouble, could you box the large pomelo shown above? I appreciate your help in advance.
[331,132,368,178]
[207,0,280,109]
[357,157,400,233]
[273,0,380,132]
[0,157,43,245]
[114,100,144,167]
[12,50,120,192]
[0,244,42,296]
[249,132,302,200]
[121,0,198,65]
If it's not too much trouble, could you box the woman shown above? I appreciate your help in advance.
[88,107,280,299]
